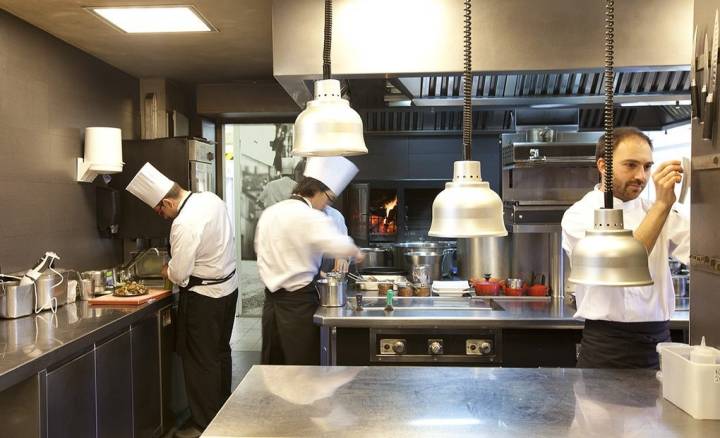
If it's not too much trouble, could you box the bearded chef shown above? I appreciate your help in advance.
[126,163,237,438]
[255,156,364,365]
[561,127,689,369]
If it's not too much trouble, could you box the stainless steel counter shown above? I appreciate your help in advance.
[0,296,174,391]
[314,296,690,330]
[203,365,718,438]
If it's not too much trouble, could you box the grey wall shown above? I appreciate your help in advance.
[0,10,140,273]
[350,134,502,192]
[689,0,720,347]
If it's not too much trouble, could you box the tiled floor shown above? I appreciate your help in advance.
[229,316,262,390]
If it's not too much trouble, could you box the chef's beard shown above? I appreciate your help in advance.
[613,178,645,202]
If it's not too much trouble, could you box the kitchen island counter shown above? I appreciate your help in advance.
[203,365,717,438]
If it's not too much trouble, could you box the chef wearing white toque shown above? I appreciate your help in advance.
[126,162,237,438]
[255,156,364,365]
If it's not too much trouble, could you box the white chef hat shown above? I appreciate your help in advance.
[304,156,359,195]
[125,162,174,208]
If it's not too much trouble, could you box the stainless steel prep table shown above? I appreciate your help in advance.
[203,365,717,438]
[314,296,690,366]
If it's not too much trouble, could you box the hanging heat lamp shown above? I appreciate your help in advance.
[292,0,368,157]
[428,0,506,238]
[568,0,653,286]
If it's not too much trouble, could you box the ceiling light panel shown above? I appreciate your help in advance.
[89,6,214,33]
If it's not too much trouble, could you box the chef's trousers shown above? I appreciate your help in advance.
[177,289,238,429]
[261,284,320,365]
[577,319,670,369]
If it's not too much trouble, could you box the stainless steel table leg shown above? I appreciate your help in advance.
[320,326,337,366]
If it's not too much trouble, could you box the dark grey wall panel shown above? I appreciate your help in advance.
[0,10,140,273]
[351,134,501,193]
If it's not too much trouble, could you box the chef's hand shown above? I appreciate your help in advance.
[161,264,169,279]
[354,250,366,265]
[653,160,683,208]
[333,258,349,273]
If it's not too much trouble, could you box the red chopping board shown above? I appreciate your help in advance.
[89,288,172,306]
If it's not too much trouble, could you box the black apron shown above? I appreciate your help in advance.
[261,195,322,365]
[171,193,239,429]
[577,319,670,369]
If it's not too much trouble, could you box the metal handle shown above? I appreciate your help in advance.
[703,97,715,140]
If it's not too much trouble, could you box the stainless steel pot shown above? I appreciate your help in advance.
[0,280,34,319]
[316,277,348,307]
[357,248,393,269]
[392,241,456,274]
[35,272,67,310]
[404,251,452,281]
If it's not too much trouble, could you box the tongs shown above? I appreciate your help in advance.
[346,272,366,282]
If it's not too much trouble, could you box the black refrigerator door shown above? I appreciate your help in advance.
[111,138,191,239]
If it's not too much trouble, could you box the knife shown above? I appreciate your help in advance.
[703,10,719,140]
[701,32,709,119]
[691,26,700,119]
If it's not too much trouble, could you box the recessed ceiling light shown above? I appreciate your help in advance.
[88,6,215,33]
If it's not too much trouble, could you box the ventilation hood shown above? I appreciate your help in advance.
[272,0,691,131]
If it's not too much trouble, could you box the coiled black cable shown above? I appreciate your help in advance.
[603,0,615,208]
[463,0,472,160]
[323,0,332,80]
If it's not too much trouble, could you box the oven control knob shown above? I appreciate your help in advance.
[429,341,443,355]
[392,341,406,354]
[480,342,492,354]
[206,152,215,161]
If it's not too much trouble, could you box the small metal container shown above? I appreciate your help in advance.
[0,280,34,319]
[672,275,689,297]
[316,277,348,307]
[79,278,94,300]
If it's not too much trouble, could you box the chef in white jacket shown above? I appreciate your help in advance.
[126,163,237,438]
[255,156,364,365]
[562,127,689,369]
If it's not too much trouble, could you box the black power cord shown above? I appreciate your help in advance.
[323,0,332,80]
[462,0,473,160]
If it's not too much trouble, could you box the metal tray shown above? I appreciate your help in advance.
[354,275,408,290]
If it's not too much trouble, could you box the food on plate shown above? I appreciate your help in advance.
[114,281,149,297]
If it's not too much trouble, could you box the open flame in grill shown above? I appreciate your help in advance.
[369,193,398,236]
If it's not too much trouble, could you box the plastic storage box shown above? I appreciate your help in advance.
[657,339,720,420]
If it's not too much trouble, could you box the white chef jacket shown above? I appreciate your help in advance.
[167,192,238,298]
[561,185,689,322]
[259,176,296,208]
[255,197,358,293]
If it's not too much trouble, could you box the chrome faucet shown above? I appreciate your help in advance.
[122,247,161,273]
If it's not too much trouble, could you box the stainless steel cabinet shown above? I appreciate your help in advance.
[132,314,162,438]
[96,330,133,438]
[46,349,96,438]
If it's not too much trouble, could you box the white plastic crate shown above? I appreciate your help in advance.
[657,339,720,420]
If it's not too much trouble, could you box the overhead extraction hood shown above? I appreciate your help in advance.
[272,0,692,131]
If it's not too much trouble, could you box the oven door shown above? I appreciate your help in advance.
[189,160,215,193]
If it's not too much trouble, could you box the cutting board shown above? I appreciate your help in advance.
[88,288,172,306]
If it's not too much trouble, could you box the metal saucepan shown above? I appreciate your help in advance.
[316,277,348,307]
[356,247,393,269]
[404,251,452,281]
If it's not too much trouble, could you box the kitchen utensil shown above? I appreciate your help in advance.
[392,241,456,274]
[504,278,527,296]
[316,277,347,307]
[83,270,105,295]
[0,280,34,319]
[395,281,414,297]
[691,26,700,119]
[414,284,431,297]
[35,271,67,311]
[473,274,501,296]
[356,247,393,269]
[79,278,94,300]
[701,32,710,114]
[702,10,719,140]
[359,267,406,276]
[377,281,394,297]
[405,250,453,281]
[88,288,171,306]
[672,275,690,298]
